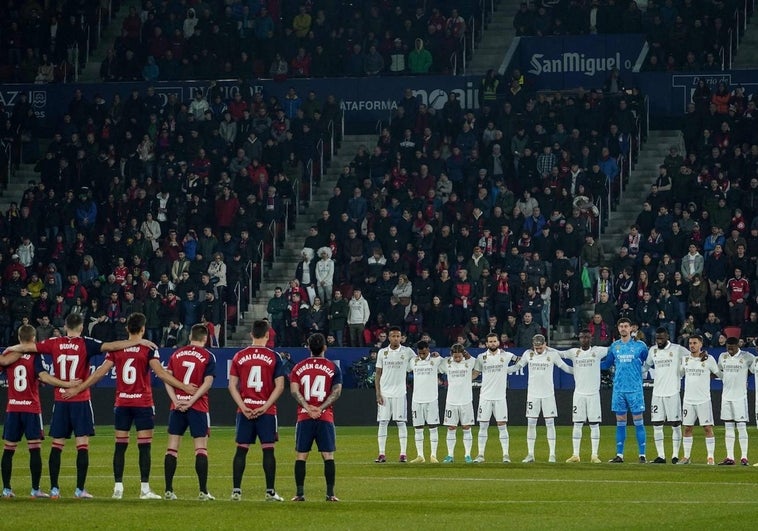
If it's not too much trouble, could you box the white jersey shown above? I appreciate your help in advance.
[515,349,573,399]
[718,350,756,402]
[681,355,721,405]
[443,358,475,406]
[644,342,689,397]
[376,345,414,398]
[410,355,442,404]
[555,346,608,395]
[474,348,516,400]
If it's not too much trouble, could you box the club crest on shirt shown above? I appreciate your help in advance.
[529,352,534,359]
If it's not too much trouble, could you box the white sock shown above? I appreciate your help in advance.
[725,421,736,460]
[737,422,749,460]
[590,423,600,456]
[672,425,682,459]
[114,481,124,492]
[446,429,457,457]
[527,418,537,456]
[429,427,439,457]
[498,424,510,457]
[397,422,408,455]
[546,418,556,456]
[706,436,715,459]
[653,424,665,459]
[414,428,424,457]
[141,482,150,494]
[683,436,693,458]
[463,429,473,456]
[572,422,583,455]
[378,421,389,454]
[477,422,489,457]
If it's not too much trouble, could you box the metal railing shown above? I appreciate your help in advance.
[327,119,335,159]
[222,301,228,346]
[267,219,277,267]
[1,139,12,189]
[450,51,458,76]
[233,281,242,327]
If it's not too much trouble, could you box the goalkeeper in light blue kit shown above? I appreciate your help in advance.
[605,318,649,463]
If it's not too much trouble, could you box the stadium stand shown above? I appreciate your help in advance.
[0,0,757,355]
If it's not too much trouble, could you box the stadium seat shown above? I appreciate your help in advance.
[722,326,741,339]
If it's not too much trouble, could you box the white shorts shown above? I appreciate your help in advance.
[526,396,558,418]
[573,393,602,423]
[650,394,682,423]
[444,403,475,427]
[721,397,749,422]
[682,401,714,426]
[411,401,440,427]
[477,399,508,423]
[377,396,407,422]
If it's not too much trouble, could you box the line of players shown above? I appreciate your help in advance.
[0,313,342,502]
[374,320,758,466]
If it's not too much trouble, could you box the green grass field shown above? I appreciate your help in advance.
[2,425,758,529]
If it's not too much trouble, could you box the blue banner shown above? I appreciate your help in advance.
[0,76,481,135]
[515,34,647,87]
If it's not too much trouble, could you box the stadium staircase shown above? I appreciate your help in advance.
[732,8,758,68]
[0,163,36,214]
[548,130,683,348]
[226,134,377,346]
[468,0,520,75]
[80,0,143,82]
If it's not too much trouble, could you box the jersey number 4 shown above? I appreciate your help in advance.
[300,374,327,402]
[246,366,263,392]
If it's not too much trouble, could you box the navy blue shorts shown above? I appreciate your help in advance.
[49,401,95,439]
[295,420,336,453]
[235,413,278,445]
[3,412,44,442]
[167,409,209,438]
[114,406,155,432]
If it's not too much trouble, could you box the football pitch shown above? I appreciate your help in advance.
[3,425,758,530]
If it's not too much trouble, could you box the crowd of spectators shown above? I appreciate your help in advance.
[267,71,651,350]
[101,0,476,82]
[513,0,744,72]
[0,78,344,347]
[0,0,111,83]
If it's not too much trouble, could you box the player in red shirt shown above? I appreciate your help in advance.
[0,325,77,498]
[289,333,343,502]
[62,313,197,500]
[2,313,158,499]
[228,319,286,502]
[163,324,216,501]
[726,268,750,325]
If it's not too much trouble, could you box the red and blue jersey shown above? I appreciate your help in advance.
[290,357,342,423]
[36,336,103,402]
[1,354,45,413]
[167,345,216,413]
[230,346,286,415]
[105,345,161,408]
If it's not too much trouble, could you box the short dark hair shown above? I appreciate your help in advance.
[416,340,429,350]
[65,313,83,331]
[190,323,209,341]
[617,317,632,326]
[388,326,402,334]
[655,327,669,335]
[486,332,499,340]
[308,333,326,356]
[726,336,739,346]
[252,319,270,339]
[126,313,146,334]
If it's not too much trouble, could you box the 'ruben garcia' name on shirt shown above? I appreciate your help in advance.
[294,362,335,377]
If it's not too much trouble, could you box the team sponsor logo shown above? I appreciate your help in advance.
[527,52,627,76]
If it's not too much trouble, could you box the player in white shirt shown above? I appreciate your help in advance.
[643,328,689,464]
[716,337,756,465]
[678,335,722,465]
[554,329,608,464]
[473,333,518,463]
[374,327,415,463]
[441,344,480,463]
[408,340,443,463]
[510,334,573,463]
